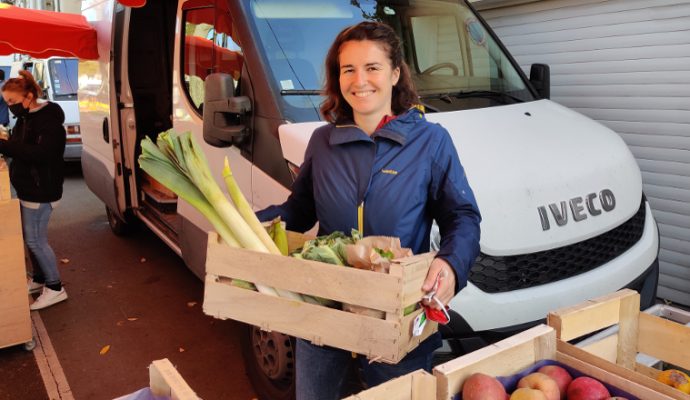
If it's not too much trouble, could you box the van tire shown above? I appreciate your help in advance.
[106,206,134,236]
[241,324,295,400]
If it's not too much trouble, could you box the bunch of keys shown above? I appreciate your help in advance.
[413,271,451,336]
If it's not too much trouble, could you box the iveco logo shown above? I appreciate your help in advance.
[538,189,616,231]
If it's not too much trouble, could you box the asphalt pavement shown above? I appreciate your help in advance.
[0,164,257,399]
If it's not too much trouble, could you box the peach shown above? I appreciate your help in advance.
[517,372,560,400]
[511,388,548,400]
[538,365,572,399]
[462,372,509,400]
[567,376,611,400]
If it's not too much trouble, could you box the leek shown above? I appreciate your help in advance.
[222,157,282,255]
[139,132,278,297]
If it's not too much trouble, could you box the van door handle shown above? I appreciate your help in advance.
[102,117,109,143]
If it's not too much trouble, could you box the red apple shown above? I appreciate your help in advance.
[538,365,572,399]
[567,376,611,400]
[517,372,560,400]
[462,372,509,400]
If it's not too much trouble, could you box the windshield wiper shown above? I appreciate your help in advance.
[450,90,524,104]
[280,89,322,96]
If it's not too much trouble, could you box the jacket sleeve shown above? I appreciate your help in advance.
[429,129,481,293]
[256,137,318,233]
[0,116,65,164]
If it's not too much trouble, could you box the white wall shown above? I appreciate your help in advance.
[476,0,690,306]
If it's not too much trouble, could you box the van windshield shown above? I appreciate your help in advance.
[250,0,535,117]
[47,58,78,100]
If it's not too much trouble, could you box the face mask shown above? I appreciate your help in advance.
[9,102,29,118]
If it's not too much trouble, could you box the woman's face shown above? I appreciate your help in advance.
[2,90,31,107]
[338,40,400,121]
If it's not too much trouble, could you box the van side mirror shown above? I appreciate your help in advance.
[529,63,550,99]
[203,73,251,148]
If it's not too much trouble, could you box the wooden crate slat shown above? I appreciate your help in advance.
[206,233,404,312]
[434,325,556,400]
[547,289,638,341]
[617,291,640,369]
[558,341,686,400]
[149,359,199,400]
[638,312,690,371]
[343,370,435,400]
[204,276,407,362]
[580,333,618,363]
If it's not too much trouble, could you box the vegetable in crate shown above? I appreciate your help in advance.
[657,369,690,394]
[138,130,303,300]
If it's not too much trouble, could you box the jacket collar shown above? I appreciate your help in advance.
[330,107,424,146]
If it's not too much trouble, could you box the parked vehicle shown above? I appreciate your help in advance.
[79,1,660,398]
[11,57,81,161]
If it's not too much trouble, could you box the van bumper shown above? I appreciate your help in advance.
[440,257,659,355]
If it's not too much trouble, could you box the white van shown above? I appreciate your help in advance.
[79,1,659,398]
[11,57,82,161]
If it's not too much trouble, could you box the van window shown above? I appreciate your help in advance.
[48,58,78,101]
[182,4,244,115]
[250,0,535,116]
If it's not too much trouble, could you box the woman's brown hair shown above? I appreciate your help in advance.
[320,21,418,123]
[1,70,43,100]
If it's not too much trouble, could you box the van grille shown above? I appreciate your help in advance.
[469,199,646,293]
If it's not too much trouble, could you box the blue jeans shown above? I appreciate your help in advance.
[295,339,433,400]
[21,203,60,285]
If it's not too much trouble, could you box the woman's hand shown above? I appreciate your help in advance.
[421,257,456,310]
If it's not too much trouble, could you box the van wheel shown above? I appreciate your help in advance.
[241,324,295,400]
[106,206,133,236]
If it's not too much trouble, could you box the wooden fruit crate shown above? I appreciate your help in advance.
[203,231,438,363]
[548,289,690,399]
[433,324,678,400]
[0,159,32,350]
[343,369,436,400]
[114,358,199,400]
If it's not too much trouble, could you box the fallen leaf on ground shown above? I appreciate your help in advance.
[60,258,70,264]
[100,345,110,355]
[127,317,138,322]
[187,302,197,307]
[179,347,185,353]
[140,257,147,263]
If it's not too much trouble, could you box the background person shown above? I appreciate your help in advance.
[0,69,9,128]
[258,21,481,399]
[0,70,68,310]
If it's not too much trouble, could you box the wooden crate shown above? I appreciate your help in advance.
[343,369,436,400]
[433,324,679,400]
[203,231,438,363]
[548,289,690,399]
[0,159,32,350]
[148,359,199,400]
[114,358,199,400]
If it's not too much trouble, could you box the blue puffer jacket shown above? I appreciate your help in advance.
[259,107,481,291]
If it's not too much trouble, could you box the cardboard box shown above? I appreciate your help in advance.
[342,369,436,400]
[203,231,437,363]
[433,324,678,400]
[548,289,690,399]
[0,159,32,350]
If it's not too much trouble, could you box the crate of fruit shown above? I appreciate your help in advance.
[343,369,436,400]
[203,230,438,363]
[548,289,690,399]
[433,324,679,400]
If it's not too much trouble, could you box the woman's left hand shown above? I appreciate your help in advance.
[421,258,456,310]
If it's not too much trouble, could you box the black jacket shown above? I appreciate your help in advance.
[0,102,66,202]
